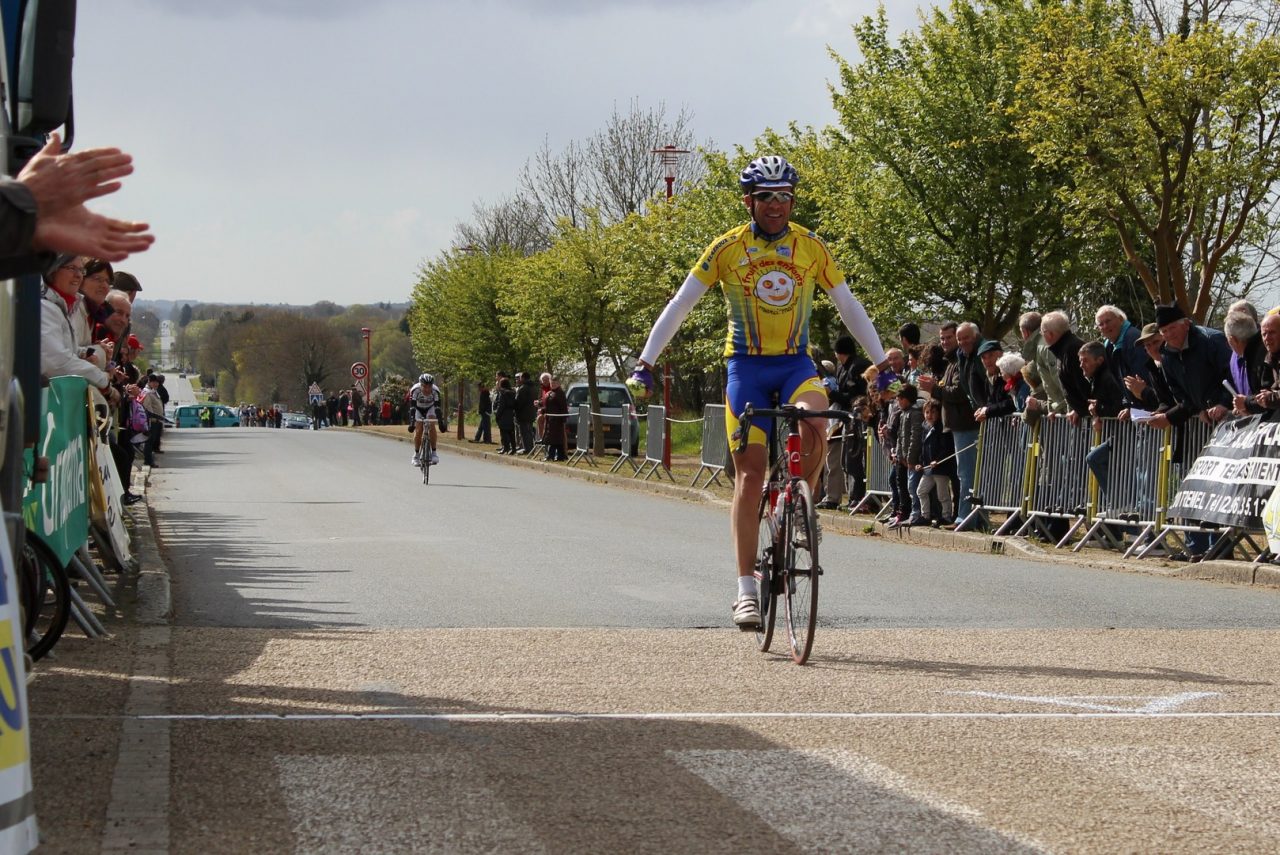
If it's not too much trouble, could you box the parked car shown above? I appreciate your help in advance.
[283,412,311,429]
[564,382,640,455]
[174,404,239,428]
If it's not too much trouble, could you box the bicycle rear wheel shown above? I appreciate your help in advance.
[753,490,778,652]
[783,479,819,664]
[20,535,72,662]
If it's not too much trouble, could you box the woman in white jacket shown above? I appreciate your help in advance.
[39,253,119,405]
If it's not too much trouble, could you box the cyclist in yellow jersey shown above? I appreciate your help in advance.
[629,155,887,628]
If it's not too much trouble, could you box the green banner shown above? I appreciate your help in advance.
[21,376,90,566]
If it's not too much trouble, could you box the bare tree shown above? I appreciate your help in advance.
[520,100,710,231]
[521,137,591,232]
[1136,0,1278,38]
[584,99,706,222]
[454,194,550,256]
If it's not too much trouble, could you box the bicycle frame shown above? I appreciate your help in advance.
[738,403,847,664]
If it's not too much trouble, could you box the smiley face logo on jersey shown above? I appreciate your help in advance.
[754,269,796,308]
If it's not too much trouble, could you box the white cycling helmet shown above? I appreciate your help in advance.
[739,155,800,192]
[420,373,434,386]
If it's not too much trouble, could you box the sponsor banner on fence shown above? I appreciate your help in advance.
[1168,415,1280,529]
[21,376,90,566]
[0,523,38,853]
[86,401,132,566]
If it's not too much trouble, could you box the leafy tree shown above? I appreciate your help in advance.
[502,213,632,452]
[178,303,193,328]
[409,247,530,378]
[1017,0,1280,320]
[828,1,1121,338]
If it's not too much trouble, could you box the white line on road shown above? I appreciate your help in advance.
[35,709,1280,722]
[948,690,1223,713]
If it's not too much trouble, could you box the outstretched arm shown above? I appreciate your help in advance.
[628,274,707,397]
[637,273,707,369]
[828,282,887,365]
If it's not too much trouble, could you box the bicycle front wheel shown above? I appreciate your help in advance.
[783,479,819,664]
[21,535,72,662]
[754,491,778,652]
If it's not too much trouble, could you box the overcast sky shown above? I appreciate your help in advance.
[72,0,925,306]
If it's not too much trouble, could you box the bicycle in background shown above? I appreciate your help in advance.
[737,404,847,664]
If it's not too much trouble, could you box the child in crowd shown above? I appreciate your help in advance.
[888,383,923,527]
[915,398,956,528]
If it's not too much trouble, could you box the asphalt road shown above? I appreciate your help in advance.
[27,425,1280,854]
[151,426,1280,631]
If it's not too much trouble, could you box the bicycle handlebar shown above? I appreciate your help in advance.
[735,404,852,455]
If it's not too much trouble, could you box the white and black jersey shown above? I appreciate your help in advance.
[410,383,441,422]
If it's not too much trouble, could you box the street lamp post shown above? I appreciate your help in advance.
[651,144,689,471]
[360,327,371,424]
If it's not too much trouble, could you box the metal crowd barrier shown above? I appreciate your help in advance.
[690,405,728,488]
[963,416,1032,534]
[1074,418,1167,552]
[608,408,639,474]
[1014,415,1094,545]
[849,434,893,518]
[634,405,674,481]
[566,405,595,468]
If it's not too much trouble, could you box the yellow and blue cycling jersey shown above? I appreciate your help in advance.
[690,221,843,357]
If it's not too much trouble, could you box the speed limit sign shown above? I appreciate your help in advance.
[351,362,368,380]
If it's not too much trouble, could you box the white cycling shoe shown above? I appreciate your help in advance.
[429,450,440,465]
[732,594,761,629]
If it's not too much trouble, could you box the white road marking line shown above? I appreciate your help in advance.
[671,749,1048,854]
[42,709,1276,722]
[949,691,1223,714]
[276,755,546,855]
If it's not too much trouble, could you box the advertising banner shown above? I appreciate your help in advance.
[21,376,90,566]
[85,400,131,566]
[0,522,38,853]
[1167,416,1280,529]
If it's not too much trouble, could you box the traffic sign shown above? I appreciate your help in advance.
[351,362,368,380]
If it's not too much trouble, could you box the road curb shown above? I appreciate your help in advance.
[128,464,171,625]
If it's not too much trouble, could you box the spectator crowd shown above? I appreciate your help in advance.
[809,300,1280,560]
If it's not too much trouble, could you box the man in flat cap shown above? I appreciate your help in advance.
[1145,304,1231,430]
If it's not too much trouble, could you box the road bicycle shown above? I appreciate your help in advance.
[417,447,433,484]
[737,403,847,665]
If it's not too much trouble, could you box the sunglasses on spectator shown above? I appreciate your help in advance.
[751,191,794,203]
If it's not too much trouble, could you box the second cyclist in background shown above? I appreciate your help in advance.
[411,372,442,466]
[629,155,887,630]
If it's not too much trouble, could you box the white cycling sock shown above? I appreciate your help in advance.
[738,576,758,598]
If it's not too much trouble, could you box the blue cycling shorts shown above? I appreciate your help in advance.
[726,353,826,449]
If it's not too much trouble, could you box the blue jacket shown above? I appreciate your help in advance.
[1104,320,1150,406]
[1160,325,1232,426]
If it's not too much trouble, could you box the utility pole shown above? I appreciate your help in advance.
[651,145,690,470]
